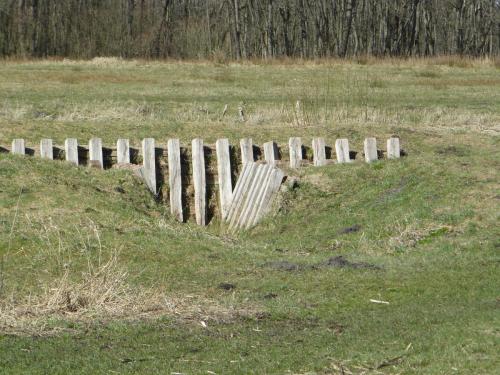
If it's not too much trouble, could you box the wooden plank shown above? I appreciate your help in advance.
[312,137,326,166]
[192,138,206,226]
[364,137,378,163]
[168,139,183,222]
[216,138,233,220]
[117,139,130,164]
[40,139,53,159]
[240,138,254,165]
[251,168,285,227]
[289,137,302,168]
[335,138,350,163]
[245,164,275,228]
[11,139,25,155]
[89,138,103,169]
[142,138,157,195]
[263,141,278,166]
[234,164,269,230]
[65,138,79,165]
[226,163,257,226]
[387,137,401,159]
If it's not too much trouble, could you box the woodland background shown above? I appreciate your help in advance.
[0,0,499,59]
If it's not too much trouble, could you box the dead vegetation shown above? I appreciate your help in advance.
[0,217,263,337]
[0,251,262,336]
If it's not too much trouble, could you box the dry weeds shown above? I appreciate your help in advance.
[0,252,262,336]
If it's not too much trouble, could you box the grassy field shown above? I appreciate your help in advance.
[0,58,499,374]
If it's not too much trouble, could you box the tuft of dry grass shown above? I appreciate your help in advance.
[0,250,263,336]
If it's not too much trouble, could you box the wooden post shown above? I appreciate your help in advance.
[234,164,268,230]
[117,139,130,164]
[335,139,351,163]
[240,138,254,165]
[251,168,285,227]
[289,137,302,168]
[245,164,275,228]
[40,139,53,159]
[89,138,103,169]
[263,141,278,166]
[312,137,326,166]
[142,138,157,195]
[226,162,257,225]
[387,137,401,159]
[192,138,206,226]
[168,139,183,222]
[216,138,233,220]
[65,138,79,165]
[364,137,378,163]
[11,139,25,155]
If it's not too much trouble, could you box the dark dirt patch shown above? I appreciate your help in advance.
[265,261,302,271]
[339,224,361,234]
[114,186,125,193]
[436,145,470,157]
[218,283,236,291]
[323,256,381,270]
[263,293,278,299]
[265,256,380,272]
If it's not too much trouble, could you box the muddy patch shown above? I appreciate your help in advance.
[322,256,381,270]
[265,261,302,271]
[339,224,361,234]
[265,256,381,272]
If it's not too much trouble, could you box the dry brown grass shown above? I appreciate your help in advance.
[1,55,498,69]
[0,251,262,336]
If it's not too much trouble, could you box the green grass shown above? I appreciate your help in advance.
[0,59,499,374]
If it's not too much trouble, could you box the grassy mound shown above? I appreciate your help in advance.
[0,60,498,373]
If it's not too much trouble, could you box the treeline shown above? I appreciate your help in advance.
[0,0,499,59]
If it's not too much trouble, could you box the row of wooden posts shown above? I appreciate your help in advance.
[6,136,401,226]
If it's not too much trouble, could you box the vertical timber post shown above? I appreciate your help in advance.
[65,138,79,165]
[117,139,130,164]
[312,137,326,166]
[216,138,233,220]
[142,138,157,195]
[263,141,278,166]
[289,137,302,168]
[11,139,25,155]
[387,137,401,159]
[167,139,183,222]
[335,138,351,164]
[240,138,254,165]
[364,137,378,163]
[40,139,53,159]
[192,138,206,226]
[89,138,103,169]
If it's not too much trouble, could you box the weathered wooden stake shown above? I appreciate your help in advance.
[263,141,278,166]
[216,138,233,220]
[289,137,302,168]
[312,137,326,166]
[235,164,268,230]
[240,138,254,165]
[65,138,79,165]
[40,139,53,159]
[387,137,401,159]
[245,164,275,228]
[117,139,130,164]
[167,139,183,222]
[11,139,25,155]
[192,138,206,226]
[251,168,285,226]
[335,138,351,163]
[142,138,157,195]
[364,137,378,163]
[89,138,103,169]
[226,163,257,226]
